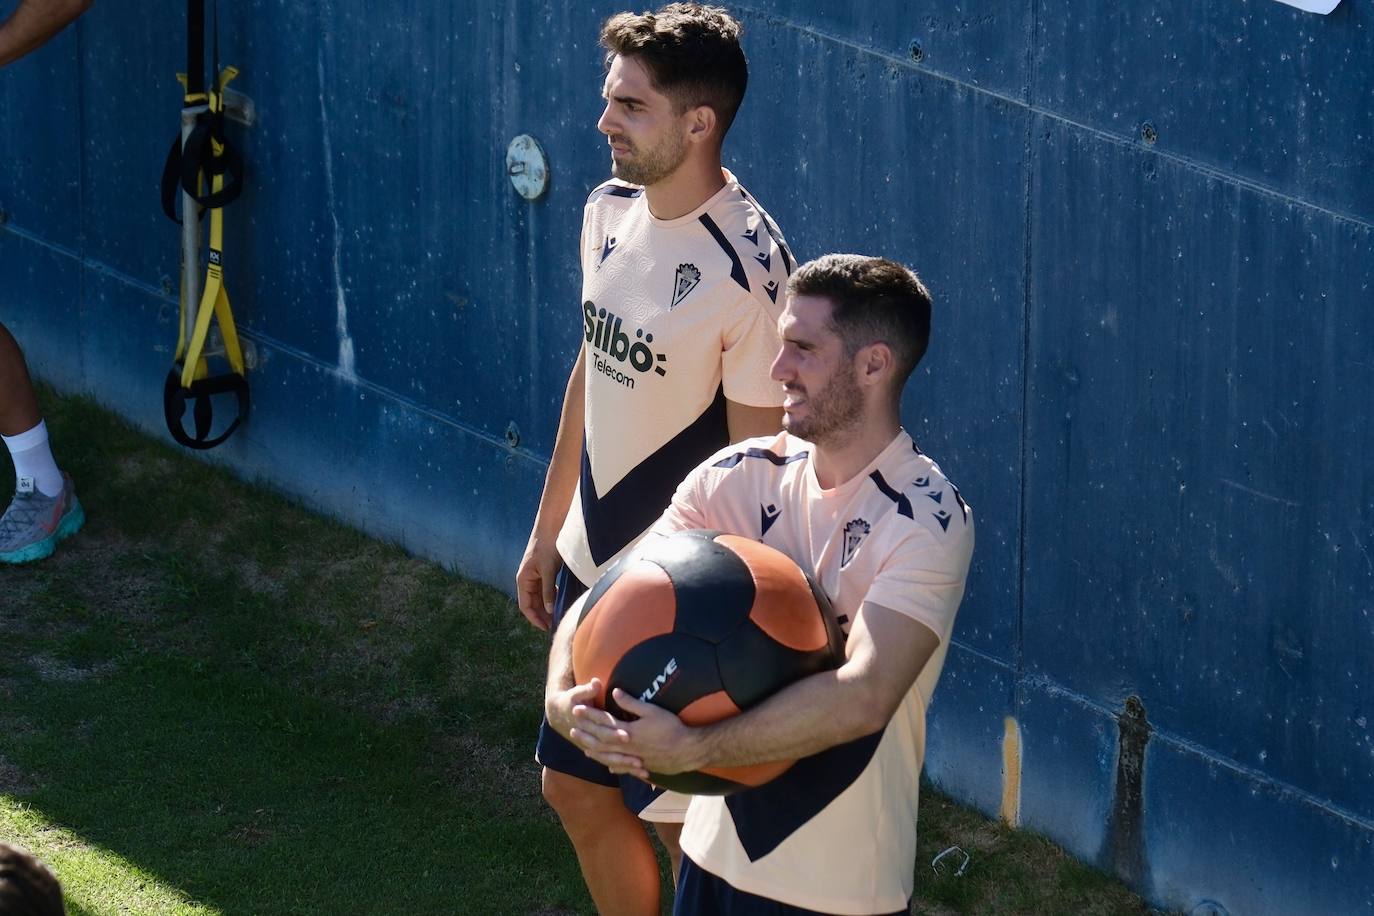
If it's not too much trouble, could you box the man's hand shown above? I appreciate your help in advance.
[515,531,560,630]
[569,688,701,780]
[545,677,604,740]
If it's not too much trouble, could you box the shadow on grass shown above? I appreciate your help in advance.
[4,654,583,915]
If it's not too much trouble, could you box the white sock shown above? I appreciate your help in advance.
[3,420,64,498]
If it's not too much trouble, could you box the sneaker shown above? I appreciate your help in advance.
[0,473,85,564]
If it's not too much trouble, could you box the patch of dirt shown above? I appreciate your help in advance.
[42,527,162,625]
[376,692,438,726]
[313,546,431,626]
[235,557,286,597]
[116,453,175,482]
[0,582,41,624]
[25,653,115,683]
[435,734,541,805]
[228,823,274,847]
[0,714,35,738]
[0,754,35,794]
[227,807,280,847]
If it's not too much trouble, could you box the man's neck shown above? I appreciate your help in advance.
[643,156,727,220]
[810,410,903,490]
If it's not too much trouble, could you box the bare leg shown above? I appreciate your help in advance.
[543,767,662,916]
[0,322,42,437]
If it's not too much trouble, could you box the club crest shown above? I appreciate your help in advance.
[841,518,871,567]
[671,262,701,309]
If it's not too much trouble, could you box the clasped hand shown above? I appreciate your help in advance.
[548,679,700,780]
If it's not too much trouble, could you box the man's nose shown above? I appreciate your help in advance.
[770,349,790,382]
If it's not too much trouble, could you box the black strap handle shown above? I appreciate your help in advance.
[163,366,251,450]
[161,111,244,223]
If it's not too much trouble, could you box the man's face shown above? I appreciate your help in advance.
[770,294,864,445]
[597,54,689,186]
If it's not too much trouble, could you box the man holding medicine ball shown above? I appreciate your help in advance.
[547,255,974,915]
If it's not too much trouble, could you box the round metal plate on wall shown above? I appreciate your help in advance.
[506,134,549,201]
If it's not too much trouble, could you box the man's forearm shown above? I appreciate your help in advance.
[689,665,887,770]
[686,607,939,771]
[0,0,91,68]
[545,612,577,706]
[725,399,782,442]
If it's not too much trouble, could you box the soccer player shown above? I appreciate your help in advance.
[547,255,975,915]
[516,4,793,913]
[0,0,93,564]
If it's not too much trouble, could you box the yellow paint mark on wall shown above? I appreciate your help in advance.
[1000,715,1022,826]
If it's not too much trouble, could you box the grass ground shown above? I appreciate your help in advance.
[2,389,1165,915]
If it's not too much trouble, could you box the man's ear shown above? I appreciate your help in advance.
[856,342,895,390]
[684,104,718,145]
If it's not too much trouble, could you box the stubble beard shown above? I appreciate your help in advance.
[609,130,689,187]
[782,371,865,448]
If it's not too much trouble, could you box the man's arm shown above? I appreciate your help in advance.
[568,601,941,778]
[725,400,782,442]
[515,349,585,630]
[0,0,91,68]
[544,592,604,736]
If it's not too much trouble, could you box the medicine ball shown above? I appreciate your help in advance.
[571,529,843,794]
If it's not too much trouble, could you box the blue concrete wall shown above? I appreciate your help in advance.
[2,1,1370,912]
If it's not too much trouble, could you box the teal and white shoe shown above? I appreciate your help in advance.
[0,473,85,564]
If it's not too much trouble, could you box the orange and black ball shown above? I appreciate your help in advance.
[571,529,844,795]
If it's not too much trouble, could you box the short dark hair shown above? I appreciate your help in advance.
[0,844,65,916]
[600,4,748,138]
[787,254,933,385]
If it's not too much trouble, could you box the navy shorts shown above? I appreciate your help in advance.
[535,564,665,814]
[675,856,909,916]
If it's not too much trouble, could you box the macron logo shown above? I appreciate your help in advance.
[760,502,781,537]
[599,235,619,267]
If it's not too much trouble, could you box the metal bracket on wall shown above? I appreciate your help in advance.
[507,134,549,200]
[222,88,256,128]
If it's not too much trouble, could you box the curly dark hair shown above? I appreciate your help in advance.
[788,255,934,385]
[600,4,748,138]
[0,844,65,916]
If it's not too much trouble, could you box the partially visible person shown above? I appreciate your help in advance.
[519,4,793,913]
[0,0,92,564]
[549,254,974,915]
[0,843,66,916]
[0,0,90,66]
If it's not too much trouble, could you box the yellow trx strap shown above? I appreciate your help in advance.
[162,58,250,451]
[176,66,245,389]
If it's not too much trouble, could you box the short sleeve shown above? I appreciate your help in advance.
[862,523,974,644]
[720,292,785,408]
[650,460,712,536]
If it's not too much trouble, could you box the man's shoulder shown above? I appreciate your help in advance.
[878,450,974,548]
[702,176,796,297]
[585,177,644,210]
[705,433,809,473]
[704,181,784,243]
